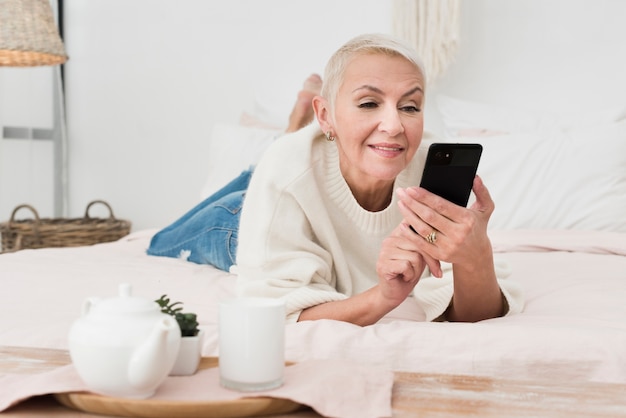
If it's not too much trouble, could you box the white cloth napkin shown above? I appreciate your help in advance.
[0,359,393,418]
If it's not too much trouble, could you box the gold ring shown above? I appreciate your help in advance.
[425,231,437,244]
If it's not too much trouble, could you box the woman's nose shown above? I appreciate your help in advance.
[378,107,404,137]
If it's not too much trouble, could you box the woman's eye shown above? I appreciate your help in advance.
[358,101,378,109]
[401,105,421,113]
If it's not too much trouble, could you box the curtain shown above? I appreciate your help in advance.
[392,0,461,84]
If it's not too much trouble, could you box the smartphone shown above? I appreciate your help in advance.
[419,143,482,207]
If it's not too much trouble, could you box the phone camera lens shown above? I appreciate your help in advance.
[432,148,454,165]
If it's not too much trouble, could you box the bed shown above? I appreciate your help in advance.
[1,97,626,415]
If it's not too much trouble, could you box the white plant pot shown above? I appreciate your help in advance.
[169,330,204,376]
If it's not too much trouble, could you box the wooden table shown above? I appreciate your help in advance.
[2,346,626,417]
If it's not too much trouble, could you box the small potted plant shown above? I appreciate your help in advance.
[156,294,204,376]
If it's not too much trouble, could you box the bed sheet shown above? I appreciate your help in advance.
[1,229,624,384]
[0,230,236,351]
[286,230,626,383]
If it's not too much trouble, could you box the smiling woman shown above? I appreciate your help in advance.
[314,53,425,211]
[235,33,523,326]
[149,33,524,327]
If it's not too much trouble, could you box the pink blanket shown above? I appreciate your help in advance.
[0,359,393,417]
[1,229,625,384]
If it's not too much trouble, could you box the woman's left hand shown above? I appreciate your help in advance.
[396,175,494,267]
[396,176,504,321]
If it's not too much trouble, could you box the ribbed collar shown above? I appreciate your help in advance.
[322,140,412,235]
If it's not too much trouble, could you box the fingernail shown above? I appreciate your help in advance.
[406,187,420,198]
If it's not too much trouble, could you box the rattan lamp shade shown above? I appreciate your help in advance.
[0,0,68,66]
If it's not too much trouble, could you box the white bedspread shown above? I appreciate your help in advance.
[1,229,625,384]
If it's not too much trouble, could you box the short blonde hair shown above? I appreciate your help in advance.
[321,33,426,110]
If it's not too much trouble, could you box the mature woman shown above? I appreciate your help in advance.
[235,33,523,325]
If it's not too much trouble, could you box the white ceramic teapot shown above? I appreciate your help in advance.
[69,283,181,399]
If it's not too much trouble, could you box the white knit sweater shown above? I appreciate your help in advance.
[235,123,524,322]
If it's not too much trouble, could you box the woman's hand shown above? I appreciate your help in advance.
[396,176,504,321]
[375,223,430,309]
[396,175,494,266]
[300,222,433,326]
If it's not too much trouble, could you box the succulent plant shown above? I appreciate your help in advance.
[155,294,199,337]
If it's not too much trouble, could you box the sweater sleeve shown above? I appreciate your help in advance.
[236,128,348,322]
[413,257,525,321]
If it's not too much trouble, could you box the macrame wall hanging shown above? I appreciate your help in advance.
[392,0,461,84]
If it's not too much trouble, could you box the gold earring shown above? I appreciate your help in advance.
[325,131,335,142]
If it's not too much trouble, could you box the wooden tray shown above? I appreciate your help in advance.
[53,357,304,418]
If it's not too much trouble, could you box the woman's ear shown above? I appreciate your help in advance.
[312,96,333,133]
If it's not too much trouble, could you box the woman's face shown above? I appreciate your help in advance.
[322,53,425,198]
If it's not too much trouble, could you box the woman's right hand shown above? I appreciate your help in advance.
[375,223,433,308]
[299,223,434,325]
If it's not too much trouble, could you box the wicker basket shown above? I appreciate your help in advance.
[0,200,131,253]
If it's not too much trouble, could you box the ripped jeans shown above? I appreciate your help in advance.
[147,169,253,272]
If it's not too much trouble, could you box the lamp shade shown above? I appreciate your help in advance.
[0,0,68,66]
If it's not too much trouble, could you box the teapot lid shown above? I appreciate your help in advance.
[91,283,159,314]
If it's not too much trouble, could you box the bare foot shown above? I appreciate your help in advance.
[286,73,322,132]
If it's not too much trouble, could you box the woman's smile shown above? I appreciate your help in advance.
[368,142,406,158]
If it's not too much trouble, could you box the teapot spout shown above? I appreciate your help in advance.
[127,317,180,393]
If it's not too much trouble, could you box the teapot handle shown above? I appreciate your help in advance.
[82,297,101,315]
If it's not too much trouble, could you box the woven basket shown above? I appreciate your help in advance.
[0,200,131,253]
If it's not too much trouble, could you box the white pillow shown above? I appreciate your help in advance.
[437,95,626,139]
[446,120,626,232]
[200,124,282,200]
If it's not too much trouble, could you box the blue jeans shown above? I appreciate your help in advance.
[147,169,253,271]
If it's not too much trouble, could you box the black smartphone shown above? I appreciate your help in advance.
[419,143,482,207]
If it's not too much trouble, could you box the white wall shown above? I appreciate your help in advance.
[3,0,625,231]
[63,0,391,230]
[428,0,626,133]
[0,67,55,221]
